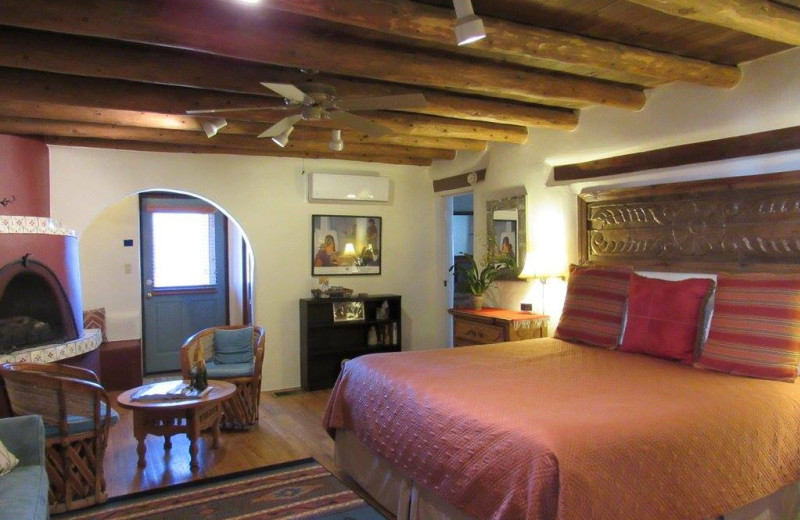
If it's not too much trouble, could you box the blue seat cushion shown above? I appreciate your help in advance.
[206,360,254,378]
[0,465,49,520]
[214,327,254,364]
[44,404,120,437]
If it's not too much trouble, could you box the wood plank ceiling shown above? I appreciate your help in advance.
[0,0,795,166]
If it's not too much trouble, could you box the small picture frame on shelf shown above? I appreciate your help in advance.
[332,301,365,322]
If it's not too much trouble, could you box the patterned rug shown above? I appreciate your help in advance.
[55,458,386,519]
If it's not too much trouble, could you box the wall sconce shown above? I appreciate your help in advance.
[200,117,227,138]
[452,0,486,46]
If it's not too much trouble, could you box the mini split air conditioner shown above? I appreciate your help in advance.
[308,173,390,202]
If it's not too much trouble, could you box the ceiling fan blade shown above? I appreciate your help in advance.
[329,110,392,137]
[260,82,312,104]
[336,93,428,112]
[186,106,290,115]
[257,114,303,138]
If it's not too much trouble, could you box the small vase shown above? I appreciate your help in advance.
[471,294,484,310]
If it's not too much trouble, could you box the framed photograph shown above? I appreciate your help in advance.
[332,301,365,322]
[312,215,381,276]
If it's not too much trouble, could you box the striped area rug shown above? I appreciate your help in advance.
[55,459,385,519]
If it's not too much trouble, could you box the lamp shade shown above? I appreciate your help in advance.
[519,251,564,280]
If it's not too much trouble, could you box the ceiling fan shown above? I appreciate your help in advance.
[187,82,428,150]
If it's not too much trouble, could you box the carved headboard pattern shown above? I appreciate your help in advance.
[578,171,800,273]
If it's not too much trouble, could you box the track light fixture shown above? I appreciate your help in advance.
[329,129,344,151]
[200,117,227,138]
[271,126,294,147]
[452,0,486,46]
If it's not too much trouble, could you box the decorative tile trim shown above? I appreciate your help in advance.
[0,328,102,364]
[0,215,76,236]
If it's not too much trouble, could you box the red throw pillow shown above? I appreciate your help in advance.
[554,265,631,348]
[696,273,800,382]
[620,274,714,363]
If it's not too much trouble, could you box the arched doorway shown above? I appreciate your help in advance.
[79,190,254,375]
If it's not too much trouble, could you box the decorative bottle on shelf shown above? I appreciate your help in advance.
[392,322,398,345]
[189,347,208,391]
[367,326,378,346]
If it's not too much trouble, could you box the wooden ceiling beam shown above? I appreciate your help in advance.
[0,117,455,160]
[0,0,646,110]
[626,0,800,46]
[0,67,514,143]
[553,125,800,181]
[261,0,741,88]
[0,98,487,152]
[0,28,576,131]
[44,137,432,166]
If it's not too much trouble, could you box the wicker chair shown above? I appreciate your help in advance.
[180,325,265,430]
[0,362,117,513]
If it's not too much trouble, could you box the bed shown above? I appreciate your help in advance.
[323,173,800,520]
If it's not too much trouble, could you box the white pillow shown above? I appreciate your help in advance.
[0,438,19,476]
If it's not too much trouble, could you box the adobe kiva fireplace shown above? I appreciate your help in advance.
[0,135,101,365]
[0,215,100,362]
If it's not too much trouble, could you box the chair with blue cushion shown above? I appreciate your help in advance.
[180,325,265,430]
[0,362,118,513]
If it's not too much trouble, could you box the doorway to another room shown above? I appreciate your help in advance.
[449,193,474,309]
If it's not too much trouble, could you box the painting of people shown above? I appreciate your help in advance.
[312,215,382,275]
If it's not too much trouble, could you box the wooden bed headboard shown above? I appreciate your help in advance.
[578,171,800,273]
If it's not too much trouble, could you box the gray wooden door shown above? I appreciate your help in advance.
[140,194,227,373]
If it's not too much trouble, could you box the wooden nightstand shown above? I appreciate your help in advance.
[448,308,549,347]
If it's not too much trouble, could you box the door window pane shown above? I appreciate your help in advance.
[151,212,217,287]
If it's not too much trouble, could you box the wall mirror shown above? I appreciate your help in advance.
[486,194,526,280]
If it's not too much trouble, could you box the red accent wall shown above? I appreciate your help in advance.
[0,135,49,217]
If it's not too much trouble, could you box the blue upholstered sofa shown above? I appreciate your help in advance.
[0,415,49,520]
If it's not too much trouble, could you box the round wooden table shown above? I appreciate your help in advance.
[117,380,236,471]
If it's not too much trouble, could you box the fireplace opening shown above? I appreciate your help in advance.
[0,259,78,354]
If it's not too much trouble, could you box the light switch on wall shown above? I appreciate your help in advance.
[123,263,132,275]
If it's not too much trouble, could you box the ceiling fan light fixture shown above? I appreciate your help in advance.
[200,117,227,138]
[329,129,344,151]
[452,0,486,46]
[272,126,294,147]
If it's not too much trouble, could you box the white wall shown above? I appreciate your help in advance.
[431,47,800,328]
[79,195,142,340]
[49,150,446,390]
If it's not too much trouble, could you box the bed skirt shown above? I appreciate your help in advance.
[335,428,800,520]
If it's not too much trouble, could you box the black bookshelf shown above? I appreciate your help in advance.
[299,294,402,391]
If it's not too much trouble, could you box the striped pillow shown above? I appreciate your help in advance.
[554,265,631,348]
[696,273,800,382]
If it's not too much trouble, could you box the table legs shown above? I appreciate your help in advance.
[130,402,224,471]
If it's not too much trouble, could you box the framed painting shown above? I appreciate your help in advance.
[312,215,381,276]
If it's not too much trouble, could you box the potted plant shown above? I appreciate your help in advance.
[449,253,512,310]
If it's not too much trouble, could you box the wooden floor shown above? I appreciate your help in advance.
[104,388,336,498]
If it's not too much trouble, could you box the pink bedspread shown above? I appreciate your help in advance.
[323,338,800,520]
